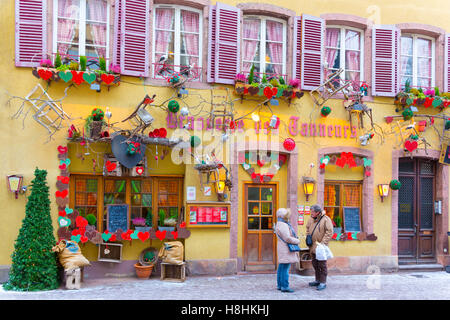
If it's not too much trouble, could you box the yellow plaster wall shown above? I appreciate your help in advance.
[1,0,450,266]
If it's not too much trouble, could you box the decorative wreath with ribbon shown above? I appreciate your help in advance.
[241,152,287,183]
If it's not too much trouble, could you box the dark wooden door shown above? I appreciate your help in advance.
[398,158,436,264]
[244,183,277,271]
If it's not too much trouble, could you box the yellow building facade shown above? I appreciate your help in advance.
[1,0,450,280]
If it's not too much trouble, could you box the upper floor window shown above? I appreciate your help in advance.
[325,26,363,83]
[53,0,109,66]
[242,16,287,79]
[152,5,202,78]
[400,34,435,89]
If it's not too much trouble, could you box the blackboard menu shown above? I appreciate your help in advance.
[343,207,361,232]
[107,204,129,233]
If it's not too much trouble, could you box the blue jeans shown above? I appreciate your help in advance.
[277,263,291,290]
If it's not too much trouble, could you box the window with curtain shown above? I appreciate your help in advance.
[242,16,286,79]
[152,5,202,78]
[325,26,363,83]
[53,0,109,67]
[324,181,362,232]
[400,34,435,90]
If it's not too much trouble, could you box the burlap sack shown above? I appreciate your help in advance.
[52,240,90,271]
[158,241,184,265]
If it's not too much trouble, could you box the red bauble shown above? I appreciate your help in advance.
[283,138,296,151]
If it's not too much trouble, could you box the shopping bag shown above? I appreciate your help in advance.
[315,242,333,261]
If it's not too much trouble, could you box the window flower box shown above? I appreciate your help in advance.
[394,85,450,111]
[234,82,304,101]
[32,67,121,88]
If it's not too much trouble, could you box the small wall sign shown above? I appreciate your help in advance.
[187,186,196,201]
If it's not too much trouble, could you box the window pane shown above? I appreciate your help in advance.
[261,188,273,201]
[248,217,260,230]
[401,76,413,89]
[86,0,107,22]
[345,71,360,82]
[155,8,175,30]
[248,202,260,215]
[142,194,152,207]
[131,194,141,206]
[401,56,413,76]
[243,18,260,40]
[265,42,283,74]
[324,207,339,221]
[180,33,199,56]
[343,184,360,207]
[324,184,340,207]
[325,48,340,70]
[266,20,283,42]
[58,0,80,18]
[76,179,86,192]
[180,10,199,33]
[417,57,432,79]
[248,187,259,200]
[86,179,98,192]
[417,77,431,89]
[86,23,107,47]
[260,217,273,230]
[401,36,413,55]
[326,28,340,48]
[261,202,272,215]
[155,31,175,64]
[345,29,360,50]
[417,38,431,57]
[131,180,141,193]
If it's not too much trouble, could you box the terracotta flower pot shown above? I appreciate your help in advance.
[134,263,154,279]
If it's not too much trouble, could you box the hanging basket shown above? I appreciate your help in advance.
[89,120,103,139]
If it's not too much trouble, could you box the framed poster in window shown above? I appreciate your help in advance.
[186,203,230,228]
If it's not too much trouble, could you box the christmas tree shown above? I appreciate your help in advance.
[3,168,60,291]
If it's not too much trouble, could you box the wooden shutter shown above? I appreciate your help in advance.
[120,0,150,77]
[208,2,241,84]
[15,0,47,67]
[292,16,302,81]
[300,14,324,90]
[113,0,122,69]
[372,25,399,97]
[445,34,450,92]
[207,5,217,83]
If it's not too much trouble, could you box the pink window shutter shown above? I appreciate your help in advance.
[15,0,47,67]
[372,25,399,97]
[213,2,241,85]
[207,5,217,83]
[120,0,151,77]
[445,34,450,93]
[113,0,122,68]
[292,16,302,81]
[300,14,324,90]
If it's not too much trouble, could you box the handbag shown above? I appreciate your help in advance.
[306,215,323,247]
[276,221,301,252]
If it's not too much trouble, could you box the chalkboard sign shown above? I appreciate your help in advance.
[343,207,361,232]
[107,204,129,233]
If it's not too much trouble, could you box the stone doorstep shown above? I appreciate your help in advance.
[398,264,444,272]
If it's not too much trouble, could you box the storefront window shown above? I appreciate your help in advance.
[324,181,362,232]
[70,175,182,232]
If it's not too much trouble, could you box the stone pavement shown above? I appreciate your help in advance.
[1,271,450,300]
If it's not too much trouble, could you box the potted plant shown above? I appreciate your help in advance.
[133,217,151,232]
[145,212,153,229]
[135,247,157,279]
[158,210,177,232]
[85,108,106,139]
[333,216,342,234]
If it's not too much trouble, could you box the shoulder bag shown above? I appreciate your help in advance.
[306,215,323,247]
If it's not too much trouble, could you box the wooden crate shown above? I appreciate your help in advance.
[160,262,186,282]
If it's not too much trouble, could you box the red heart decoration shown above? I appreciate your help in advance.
[57,176,70,184]
[121,230,132,241]
[58,146,68,154]
[137,231,149,242]
[109,234,117,242]
[106,160,117,172]
[171,231,178,240]
[424,97,432,108]
[404,140,418,152]
[263,86,274,99]
[38,69,53,81]
[257,159,265,167]
[101,73,115,85]
[76,216,88,228]
[71,70,84,85]
[55,189,68,198]
[72,229,80,236]
[179,222,186,228]
[348,158,357,168]
[58,210,66,217]
[251,172,257,179]
[156,230,166,241]
[319,163,325,169]
[135,167,144,175]
[59,164,67,170]
[336,158,346,168]
[80,236,88,243]
[272,87,278,96]
[332,233,337,240]
[365,170,371,177]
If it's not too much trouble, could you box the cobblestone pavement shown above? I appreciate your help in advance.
[1,271,450,301]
